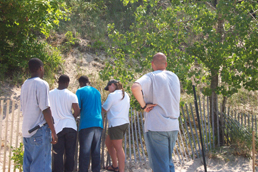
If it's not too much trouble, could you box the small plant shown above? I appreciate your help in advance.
[91,40,106,50]
[11,143,24,171]
[62,31,79,53]
[226,115,258,157]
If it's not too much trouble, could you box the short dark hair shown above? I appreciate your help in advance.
[58,74,70,84]
[28,58,44,73]
[78,76,90,85]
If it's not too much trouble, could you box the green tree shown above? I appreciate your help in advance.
[101,0,258,145]
[0,0,68,78]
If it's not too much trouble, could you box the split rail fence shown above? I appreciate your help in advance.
[0,96,257,171]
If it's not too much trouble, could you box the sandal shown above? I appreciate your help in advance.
[104,165,118,171]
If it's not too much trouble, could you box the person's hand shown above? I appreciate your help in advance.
[51,132,58,144]
[144,104,157,112]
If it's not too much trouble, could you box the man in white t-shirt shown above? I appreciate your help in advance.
[49,75,80,172]
[21,58,58,172]
[131,52,180,172]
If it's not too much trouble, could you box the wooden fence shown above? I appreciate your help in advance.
[1,96,257,171]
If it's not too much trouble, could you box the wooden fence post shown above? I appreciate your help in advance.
[181,106,194,159]
[186,104,198,158]
[0,100,3,156]
[8,101,15,172]
[3,100,10,172]
[252,130,255,172]
[190,103,202,156]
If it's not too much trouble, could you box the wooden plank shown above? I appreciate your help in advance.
[241,113,243,126]
[252,115,254,131]
[231,110,234,142]
[220,103,224,146]
[179,112,190,160]
[139,112,146,162]
[202,96,208,151]
[133,110,141,163]
[177,123,185,163]
[181,106,193,159]
[226,107,230,145]
[8,101,15,172]
[252,130,255,172]
[185,104,198,158]
[136,111,146,162]
[211,94,215,149]
[0,100,4,157]
[3,100,10,172]
[190,103,202,156]
[248,114,250,130]
[199,96,206,151]
[178,124,188,162]
[128,113,132,164]
[244,113,247,126]
[101,115,108,168]
[206,96,211,150]
[238,112,240,125]
[15,101,21,148]
[174,144,182,165]
[73,121,79,171]
[130,109,136,163]
[216,97,220,147]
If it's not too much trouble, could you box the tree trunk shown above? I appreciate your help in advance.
[210,71,219,146]
[220,96,227,145]
[222,96,227,113]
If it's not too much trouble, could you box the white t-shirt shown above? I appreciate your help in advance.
[21,77,50,137]
[135,70,180,132]
[49,88,78,134]
[102,90,130,128]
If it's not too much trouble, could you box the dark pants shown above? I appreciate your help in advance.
[52,128,77,172]
[79,127,103,172]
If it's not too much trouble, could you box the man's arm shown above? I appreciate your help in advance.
[131,83,156,112]
[42,107,58,144]
[72,103,80,119]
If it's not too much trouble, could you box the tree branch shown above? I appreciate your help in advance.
[205,2,217,11]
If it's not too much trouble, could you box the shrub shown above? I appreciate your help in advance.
[11,143,24,170]
[0,0,67,80]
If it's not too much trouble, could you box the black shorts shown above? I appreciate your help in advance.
[108,123,129,140]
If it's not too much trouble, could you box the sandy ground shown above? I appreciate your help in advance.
[99,154,255,172]
[0,155,255,172]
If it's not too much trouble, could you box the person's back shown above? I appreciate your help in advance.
[50,88,78,133]
[21,58,57,172]
[76,86,103,130]
[21,77,49,137]
[49,75,80,172]
[131,52,180,172]
[141,70,180,132]
[76,76,103,172]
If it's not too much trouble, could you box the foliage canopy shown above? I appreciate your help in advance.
[101,0,258,100]
[0,0,68,78]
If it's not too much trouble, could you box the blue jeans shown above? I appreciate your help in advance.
[145,130,178,172]
[79,127,103,172]
[23,125,52,172]
[53,128,77,172]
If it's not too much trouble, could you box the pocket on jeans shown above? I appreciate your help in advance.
[33,135,43,145]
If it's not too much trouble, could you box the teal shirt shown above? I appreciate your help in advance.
[76,86,103,131]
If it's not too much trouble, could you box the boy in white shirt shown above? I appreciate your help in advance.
[49,75,80,172]
[21,58,57,172]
